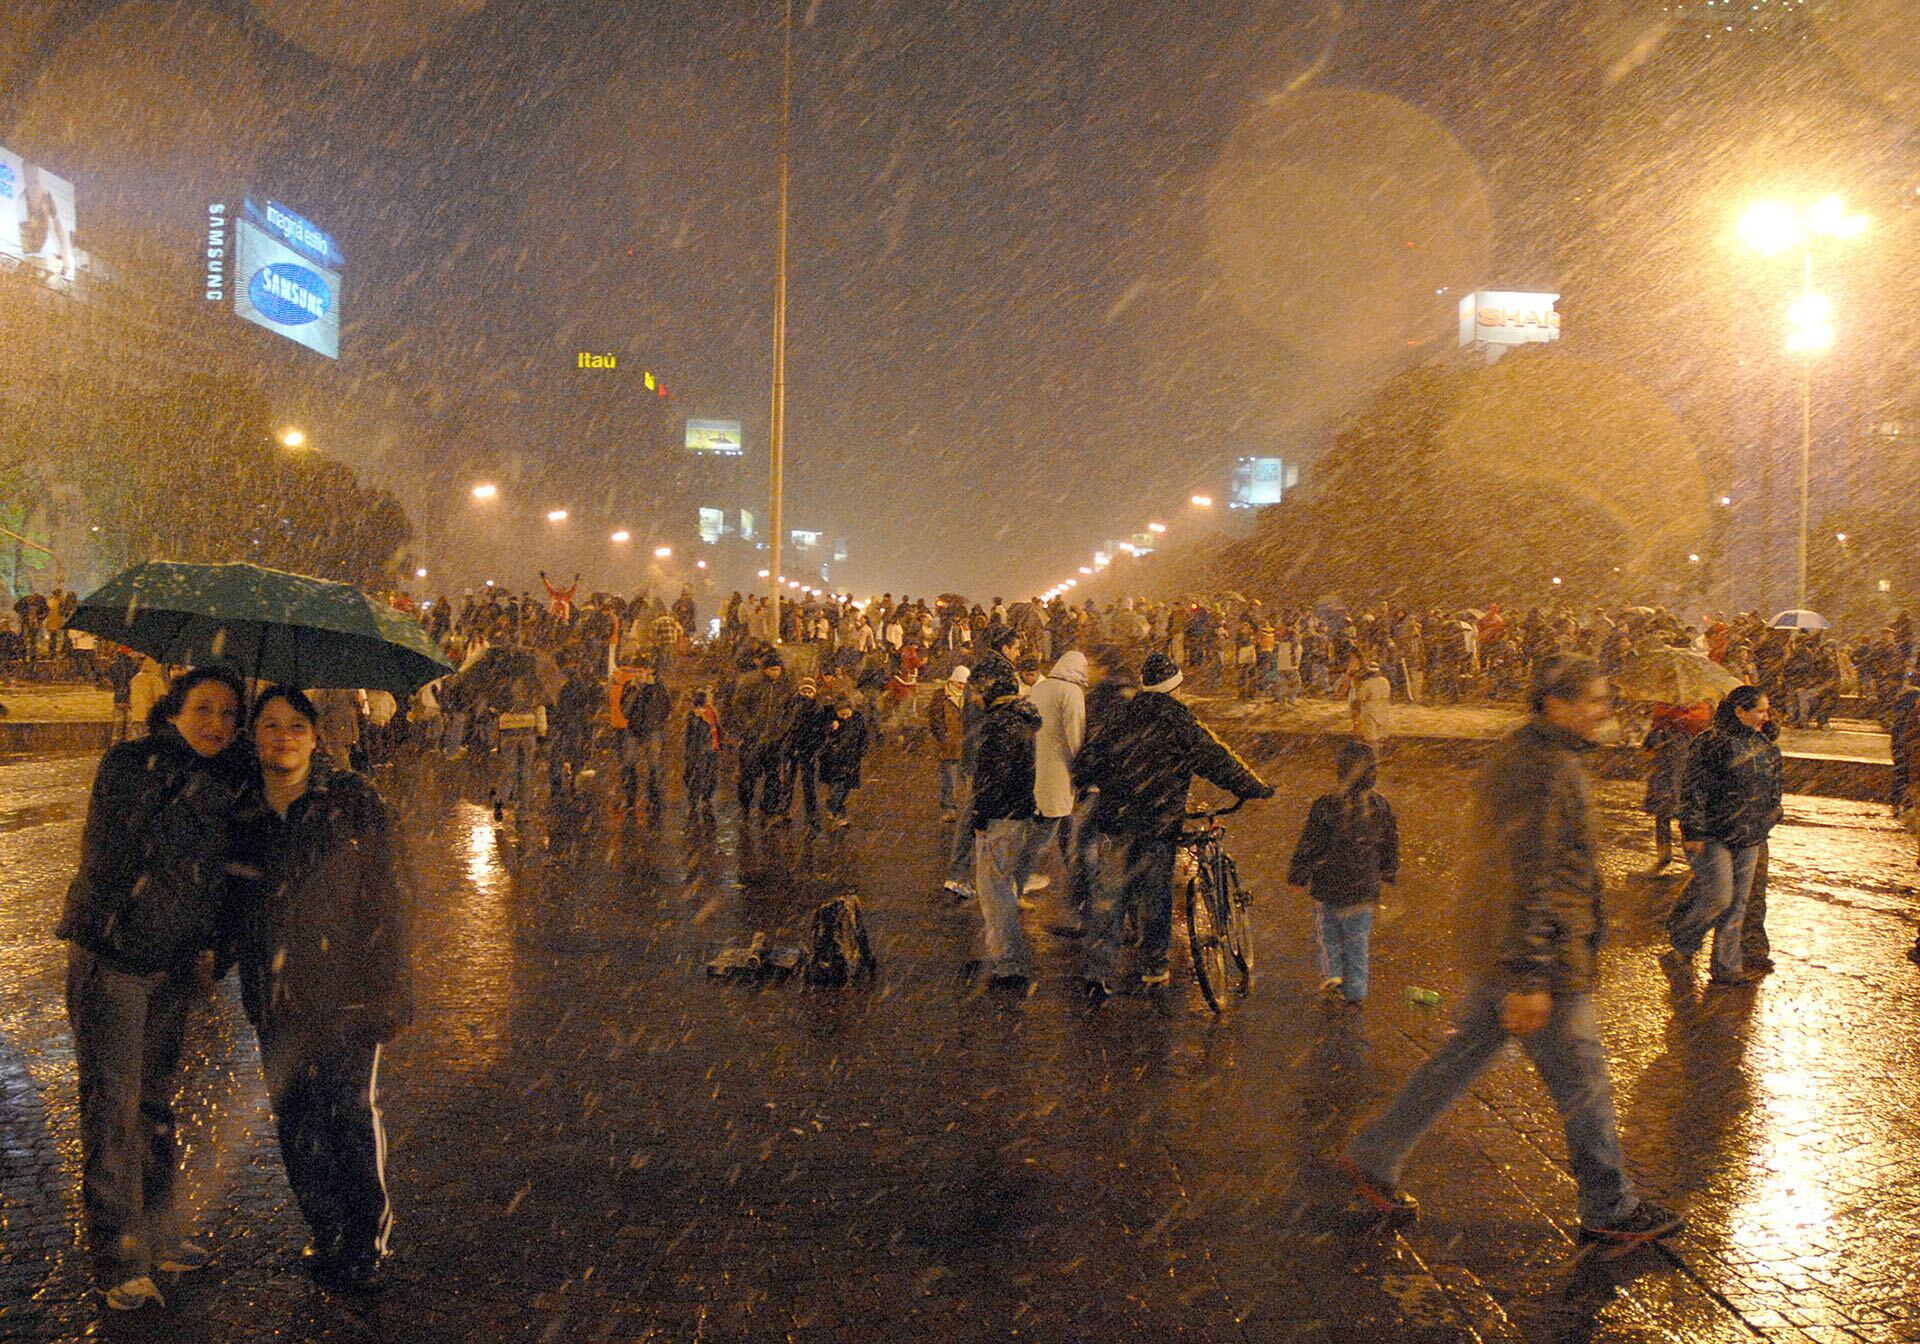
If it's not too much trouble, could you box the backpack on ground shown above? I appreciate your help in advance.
[804,895,876,986]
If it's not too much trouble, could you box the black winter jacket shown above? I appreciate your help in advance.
[970,695,1041,831]
[1678,723,1784,850]
[57,726,249,974]
[1072,690,1267,840]
[786,699,837,760]
[819,711,869,786]
[621,680,672,740]
[1287,789,1400,907]
[224,763,413,1048]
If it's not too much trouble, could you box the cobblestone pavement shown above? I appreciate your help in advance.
[4,733,1919,1343]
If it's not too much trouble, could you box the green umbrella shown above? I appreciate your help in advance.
[68,560,453,695]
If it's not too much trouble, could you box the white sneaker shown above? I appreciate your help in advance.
[105,1276,166,1311]
[155,1239,211,1273]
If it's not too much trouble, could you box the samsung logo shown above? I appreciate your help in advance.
[249,261,330,326]
[204,203,226,302]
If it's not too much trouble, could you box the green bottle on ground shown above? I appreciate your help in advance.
[1405,986,1441,1007]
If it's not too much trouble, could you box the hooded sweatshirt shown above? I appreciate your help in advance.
[1027,651,1088,818]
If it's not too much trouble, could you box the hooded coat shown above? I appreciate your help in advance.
[1678,710,1784,850]
[1026,651,1088,818]
[1072,689,1266,841]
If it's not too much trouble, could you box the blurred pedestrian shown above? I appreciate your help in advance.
[819,693,868,829]
[968,668,1043,993]
[490,675,546,823]
[1640,701,1710,874]
[1339,656,1685,1253]
[619,661,672,819]
[683,688,721,817]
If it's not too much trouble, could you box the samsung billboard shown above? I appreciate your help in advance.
[223,198,343,360]
[0,146,77,287]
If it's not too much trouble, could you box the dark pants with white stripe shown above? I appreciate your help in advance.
[260,1032,392,1263]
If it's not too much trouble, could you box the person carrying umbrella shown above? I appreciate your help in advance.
[224,687,413,1293]
[1640,701,1711,874]
[56,666,251,1311]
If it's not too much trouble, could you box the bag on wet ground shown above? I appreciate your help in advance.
[707,932,803,982]
[804,895,876,986]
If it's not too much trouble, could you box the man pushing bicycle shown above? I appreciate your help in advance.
[1072,652,1272,1002]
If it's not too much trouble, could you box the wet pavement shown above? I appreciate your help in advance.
[3,733,1920,1343]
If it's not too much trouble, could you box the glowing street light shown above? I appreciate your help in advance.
[610,529,631,543]
[1738,193,1867,608]
[696,560,708,570]
[1190,494,1213,508]
[1078,566,1092,575]
[415,566,429,578]
[471,483,498,501]
[1147,522,1167,534]
[279,427,306,449]
[757,569,771,578]
[653,545,673,559]
[546,509,569,523]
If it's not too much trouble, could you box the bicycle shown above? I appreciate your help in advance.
[1179,797,1252,1012]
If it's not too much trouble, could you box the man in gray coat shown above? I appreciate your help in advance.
[1338,656,1685,1252]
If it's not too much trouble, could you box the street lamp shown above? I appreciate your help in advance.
[279,427,306,449]
[471,483,498,501]
[1147,522,1167,534]
[610,530,630,543]
[546,509,569,523]
[1739,193,1867,609]
[654,545,673,559]
[415,566,428,579]
[1190,495,1213,508]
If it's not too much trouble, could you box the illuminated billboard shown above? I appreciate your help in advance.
[1229,457,1293,509]
[697,507,726,545]
[0,146,77,286]
[231,198,342,359]
[686,418,743,455]
[1458,290,1560,349]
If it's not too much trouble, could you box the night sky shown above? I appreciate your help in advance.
[9,0,1920,595]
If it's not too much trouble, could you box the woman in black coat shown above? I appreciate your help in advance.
[57,665,249,1311]
[225,687,413,1293]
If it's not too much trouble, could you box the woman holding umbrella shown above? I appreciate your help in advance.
[56,666,251,1311]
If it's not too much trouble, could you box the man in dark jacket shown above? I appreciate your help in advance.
[781,678,836,830]
[969,670,1043,991]
[1072,653,1270,995]
[1340,656,1684,1253]
[728,657,793,821]
[547,657,601,803]
[619,662,673,817]
[228,688,412,1293]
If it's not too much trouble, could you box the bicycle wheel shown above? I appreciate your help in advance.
[1186,862,1229,1013]
[1221,855,1253,993]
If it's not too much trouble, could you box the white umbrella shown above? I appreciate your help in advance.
[1769,609,1830,630]
[1612,649,1745,704]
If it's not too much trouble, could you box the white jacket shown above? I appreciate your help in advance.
[1027,651,1088,818]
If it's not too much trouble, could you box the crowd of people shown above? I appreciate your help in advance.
[41,570,1920,1315]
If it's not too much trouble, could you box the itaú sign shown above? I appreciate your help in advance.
[1459,290,1561,347]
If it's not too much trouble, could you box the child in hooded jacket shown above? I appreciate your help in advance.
[1288,739,1400,1005]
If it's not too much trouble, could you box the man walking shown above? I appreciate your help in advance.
[619,662,672,819]
[1339,656,1685,1252]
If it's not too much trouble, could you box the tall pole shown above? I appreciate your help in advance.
[1797,246,1812,611]
[768,0,793,641]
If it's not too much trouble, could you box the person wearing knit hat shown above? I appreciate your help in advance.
[1072,648,1271,999]
[781,674,834,830]
[1141,652,1183,694]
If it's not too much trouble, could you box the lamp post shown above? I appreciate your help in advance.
[1738,195,1863,610]
[767,0,794,642]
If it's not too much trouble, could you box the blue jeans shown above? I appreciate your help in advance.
[1015,816,1061,890]
[1314,904,1374,1000]
[1082,833,1176,984]
[1343,980,1637,1227]
[944,778,975,886]
[937,760,963,812]
[1670,840,1760,980]
[497,729,538,805]
[974,819,1035,977]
